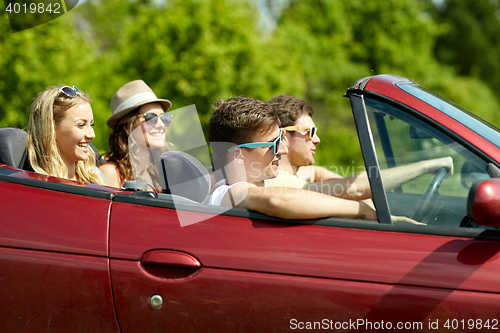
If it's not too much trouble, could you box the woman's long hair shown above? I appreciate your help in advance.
[26,85,107,185]
[105,108,167,192]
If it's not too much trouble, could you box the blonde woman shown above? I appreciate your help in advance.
[99,80,172,191]
[27,85,107,185]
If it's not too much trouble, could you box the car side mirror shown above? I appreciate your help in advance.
[467,178,500,227]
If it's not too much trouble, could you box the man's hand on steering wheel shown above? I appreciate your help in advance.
[426,156,453,177]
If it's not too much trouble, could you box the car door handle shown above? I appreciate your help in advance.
[141,250,201,268]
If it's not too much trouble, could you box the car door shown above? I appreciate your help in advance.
[109,91,500,333]
[0,169,120,332]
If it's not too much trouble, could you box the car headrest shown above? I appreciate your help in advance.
[90,143,104,167]
[0,128,28,169]
[158,151,212,203]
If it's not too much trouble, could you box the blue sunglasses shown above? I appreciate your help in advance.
[228,129,283,155]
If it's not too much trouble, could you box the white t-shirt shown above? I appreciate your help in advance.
[208,182,248,206]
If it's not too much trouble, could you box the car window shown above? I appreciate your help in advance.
[364,96,490,227]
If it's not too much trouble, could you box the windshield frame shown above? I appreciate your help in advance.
[396,82,500,149]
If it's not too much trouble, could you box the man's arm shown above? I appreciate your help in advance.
[221,183,422,225]
[222,183,377,220]
[304,157,454,201]
[298,165,343,182]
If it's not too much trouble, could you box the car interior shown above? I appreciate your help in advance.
[364,97,492,228]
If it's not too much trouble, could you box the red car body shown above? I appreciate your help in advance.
[2,75,500,332]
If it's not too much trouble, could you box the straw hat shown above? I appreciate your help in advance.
[106,80,172,128]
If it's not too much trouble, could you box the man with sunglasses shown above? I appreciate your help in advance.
[265,95,331,189]
[208,97,422,224]
[265,95,454,201]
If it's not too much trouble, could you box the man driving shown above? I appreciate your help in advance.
[264,94,453,201]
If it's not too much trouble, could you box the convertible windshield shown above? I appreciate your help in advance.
[397,82,500,149]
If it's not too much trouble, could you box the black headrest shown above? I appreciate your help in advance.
[90,143,104,167]
[158,151,211,203]
[0,128,28,168]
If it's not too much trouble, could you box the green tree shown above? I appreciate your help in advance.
[0,7,123,149]
[115,0,303,128]
[0,12,96,128]
[427,0,500,90]
[272,0,369,169]
[274,0,441,169]
[273,0,500,170]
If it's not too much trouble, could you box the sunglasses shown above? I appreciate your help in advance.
[228,129,283,155]
[57,86,82,98]
[139,112,173,127]
[282,125,317,139]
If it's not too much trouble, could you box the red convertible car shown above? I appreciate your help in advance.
[2,74,500,332]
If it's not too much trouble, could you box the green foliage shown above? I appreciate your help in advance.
[116,0,303,127]
[0,12,97,128]
[272,0,500,170]
[275,0,370,106]
[0,8,120,149]
[428,0,500,90]
[344,0,439,76]
[273,0,443,169]
[1,0,500,171]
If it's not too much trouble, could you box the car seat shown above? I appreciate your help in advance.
[0,128,29,169]
[158,151,213,203]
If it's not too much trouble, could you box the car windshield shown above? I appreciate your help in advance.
[397,82,500,149]
[364,95,491,227]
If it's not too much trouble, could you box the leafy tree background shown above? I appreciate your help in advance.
[1,0,499,174]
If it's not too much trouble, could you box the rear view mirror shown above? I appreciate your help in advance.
[410,126,433,139]
[461,161,489,188]
[467,179,500,227]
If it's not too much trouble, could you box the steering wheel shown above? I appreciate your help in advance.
[412,167,448,221]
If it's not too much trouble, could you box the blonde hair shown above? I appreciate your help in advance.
[27,85,107,185]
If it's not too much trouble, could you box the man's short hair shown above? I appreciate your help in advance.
[209,96,279,167]
[209,96,279,145]
[267,95,314,127]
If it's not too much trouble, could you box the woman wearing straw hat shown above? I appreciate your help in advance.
[99,80,172,190]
